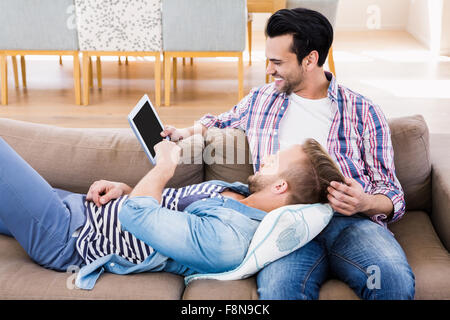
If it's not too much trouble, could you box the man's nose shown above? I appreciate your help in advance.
[266,60,275,75]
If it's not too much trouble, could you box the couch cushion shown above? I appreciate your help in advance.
[319,279,360,300]
[183,278,258,300]
[203,127,254,183]
[183,211,450,300]
[388,115,431,213]
[389,211,450,300]
[0,119,204,194]
[182,273,360,300]
[0,235,184,299]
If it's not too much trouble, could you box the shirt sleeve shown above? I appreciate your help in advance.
[198,89,254,131]
[362,104,406,224]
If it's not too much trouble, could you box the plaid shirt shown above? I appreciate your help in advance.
[199,72,405,227]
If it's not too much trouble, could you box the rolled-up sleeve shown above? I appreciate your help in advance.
[118,196,163,241]
[363,105,406,224]
[198,89,254,130]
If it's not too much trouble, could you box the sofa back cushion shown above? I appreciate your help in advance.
[204,114,432,213]
[388,114,431,213]
[203,128,254,183]
[0,119,204,194]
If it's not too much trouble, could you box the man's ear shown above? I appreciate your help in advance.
[271,179,289,195]
[303,50,319,71]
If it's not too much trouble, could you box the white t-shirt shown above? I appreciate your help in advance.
[278,93,334,150]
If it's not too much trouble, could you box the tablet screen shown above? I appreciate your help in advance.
[131,101,164,158]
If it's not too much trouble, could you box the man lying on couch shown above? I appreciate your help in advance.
[0,136,344,290]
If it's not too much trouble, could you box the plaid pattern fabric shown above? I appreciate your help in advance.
[199,72,405,226]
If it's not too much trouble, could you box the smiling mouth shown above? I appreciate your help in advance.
[274,78,284,85]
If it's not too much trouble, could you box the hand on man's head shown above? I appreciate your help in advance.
[326,177,371,216]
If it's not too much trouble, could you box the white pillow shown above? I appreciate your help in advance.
[184,203,333,285]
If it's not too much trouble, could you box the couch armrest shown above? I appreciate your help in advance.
[430,133,450,251]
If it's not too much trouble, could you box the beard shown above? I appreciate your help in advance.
[247,173,277,194]
[273,67,304,95]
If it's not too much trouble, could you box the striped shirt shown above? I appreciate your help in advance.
[199,72,405,226]
[76,182,228,265]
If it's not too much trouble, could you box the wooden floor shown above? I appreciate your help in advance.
[1,30,449,134]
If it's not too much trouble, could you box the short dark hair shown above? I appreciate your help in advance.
[265,8,334,67]
[281,139,345,205]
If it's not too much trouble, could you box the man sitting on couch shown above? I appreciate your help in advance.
[0,137,344,290]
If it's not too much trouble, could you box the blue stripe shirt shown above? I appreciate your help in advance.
[75,180,265,290]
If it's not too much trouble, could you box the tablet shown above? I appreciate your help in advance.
[128,94,167,165]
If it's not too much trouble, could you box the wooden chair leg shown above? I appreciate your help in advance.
[11,55,19,88]
[118,56,122,65]
[154,54,161,107]
[1,55,8,105]
[82,53,90,106]
[20,56,27,88]
[173,57,177,90]
[96,56,102,89]
[182,58,186,66]
[89,57,93,88]
[73,53,81,105]
[190,57,194,66]
[328,46,336,76]
[164,53,171,106]
[238,53,244,101]
[125,56,128,65]
[59,55,63,65]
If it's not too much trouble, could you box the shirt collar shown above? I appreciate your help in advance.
[222,197,267,221]
[325,71,338,103]
[276,71,338,103]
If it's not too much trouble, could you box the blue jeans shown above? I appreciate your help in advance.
[0,138,86,271]
[256,213,415,300]
[0,137,259,276]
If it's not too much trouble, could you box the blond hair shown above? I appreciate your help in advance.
[281,139,346,204]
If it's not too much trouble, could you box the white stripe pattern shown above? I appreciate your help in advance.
[76,182,227,265]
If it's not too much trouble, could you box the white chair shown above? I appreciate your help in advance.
[0,0,81,105]
[162,0,247,106]
[74,0,163,106]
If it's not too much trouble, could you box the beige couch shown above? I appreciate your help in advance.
[0,115,449,300]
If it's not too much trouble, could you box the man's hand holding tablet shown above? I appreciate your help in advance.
[128,94,172,165]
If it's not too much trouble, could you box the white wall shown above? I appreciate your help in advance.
[250,0,450,54]
[407,0,450,54]
[441,1,450,54]
[252,0,412,31]
[336,0,410,30]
